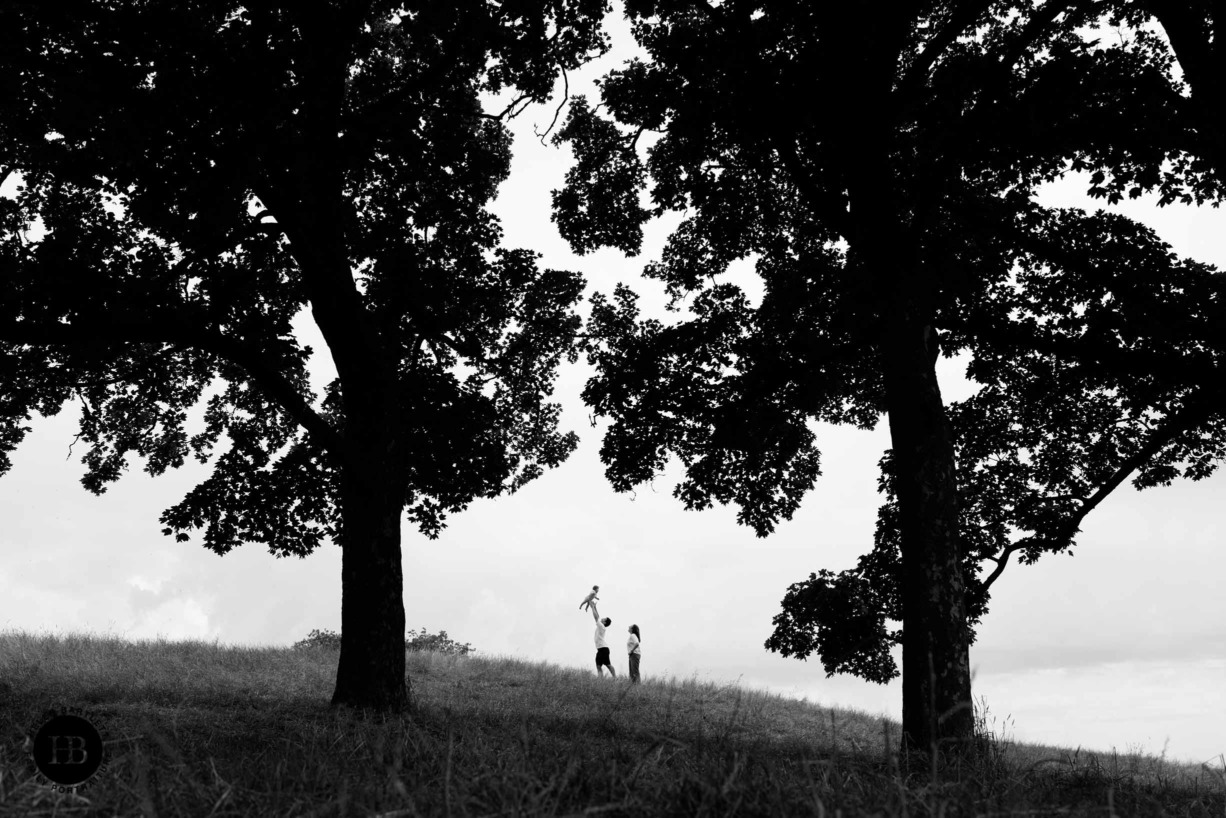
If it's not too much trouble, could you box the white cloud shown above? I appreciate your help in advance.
[124,596,214,642]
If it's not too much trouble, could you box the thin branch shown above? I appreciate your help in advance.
[627,125,647,153]
[490,93,532,121]
[66,390,96,460]
[536,67,570,146]
[347,86,523,144]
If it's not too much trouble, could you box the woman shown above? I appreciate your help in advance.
[626,624,642,683]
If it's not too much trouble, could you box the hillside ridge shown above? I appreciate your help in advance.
[1,631,1222,817]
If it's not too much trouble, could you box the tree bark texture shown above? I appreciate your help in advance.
[331,458,409,711]
[880,311,975,756]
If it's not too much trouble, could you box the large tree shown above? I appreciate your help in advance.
[551,0,1213,756]
[768,1,1226,692]
[0,0,607,710]
[768,208,1226,684]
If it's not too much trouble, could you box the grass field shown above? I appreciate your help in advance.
[1,632,1222,816]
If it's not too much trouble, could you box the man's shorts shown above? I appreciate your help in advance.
[595,647,612,669]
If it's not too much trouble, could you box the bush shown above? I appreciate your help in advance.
[406,627,475,656]
[293,627,474,655]
[293,628,343,651]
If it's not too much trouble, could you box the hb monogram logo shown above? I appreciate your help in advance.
[28,708,109,790]
[48,734,90,764]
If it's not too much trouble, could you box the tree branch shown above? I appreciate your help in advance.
[979,542,1025,591]
[536,67,569,146]
[1036,384,1222,546]
[1142,1,1214,102]
[995,0,1079,73]
[0,317,346,460]
[897,0,996,104]
[1143,0,1226,185]
[944,311,1219,389]
[492,93,533,121]
[979,381,1223,591]
[428,331,489,365]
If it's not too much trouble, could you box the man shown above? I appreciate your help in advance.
[589,601,616,677]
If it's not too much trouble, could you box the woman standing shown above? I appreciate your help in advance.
[627,625,642,683]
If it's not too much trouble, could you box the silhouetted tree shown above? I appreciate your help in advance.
[770,211,1225,680]
[767,1,1225,697]
[551,0,1217,756]
[0,0,608,711]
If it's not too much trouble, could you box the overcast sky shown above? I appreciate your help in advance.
[2,11,1222,766]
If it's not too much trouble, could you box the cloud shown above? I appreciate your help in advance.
[124,596,214,641]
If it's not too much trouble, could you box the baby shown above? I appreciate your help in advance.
[579,585,600,612]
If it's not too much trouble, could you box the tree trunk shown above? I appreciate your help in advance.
[844,105,975,758]
[880,313,975,759]
[331,462,408,711]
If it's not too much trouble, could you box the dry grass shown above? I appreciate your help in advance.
[1,631,1222,816]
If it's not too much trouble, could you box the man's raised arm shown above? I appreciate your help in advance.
[589,602,600,622]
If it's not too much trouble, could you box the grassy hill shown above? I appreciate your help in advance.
[1,632,1222,817]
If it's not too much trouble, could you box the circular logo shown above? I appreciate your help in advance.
[30,711,106,788]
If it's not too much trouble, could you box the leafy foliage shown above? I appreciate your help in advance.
[293,629,345,651]
[1,0,609,708]
[552,0,1226,692]
[582,282,828,535]
[0,0,609,550]
[792,204,1226,682]
[294,627,475,656]
[405,627,475,656]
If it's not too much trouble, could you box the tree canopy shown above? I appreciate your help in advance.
[0,0,608,709]
[765,3,1226,686]
[768,206,1226,683]
[553,0,1224,754]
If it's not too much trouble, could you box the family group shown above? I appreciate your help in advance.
[579,585,641,682]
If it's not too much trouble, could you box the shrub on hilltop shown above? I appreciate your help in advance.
[294,628,474,656]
